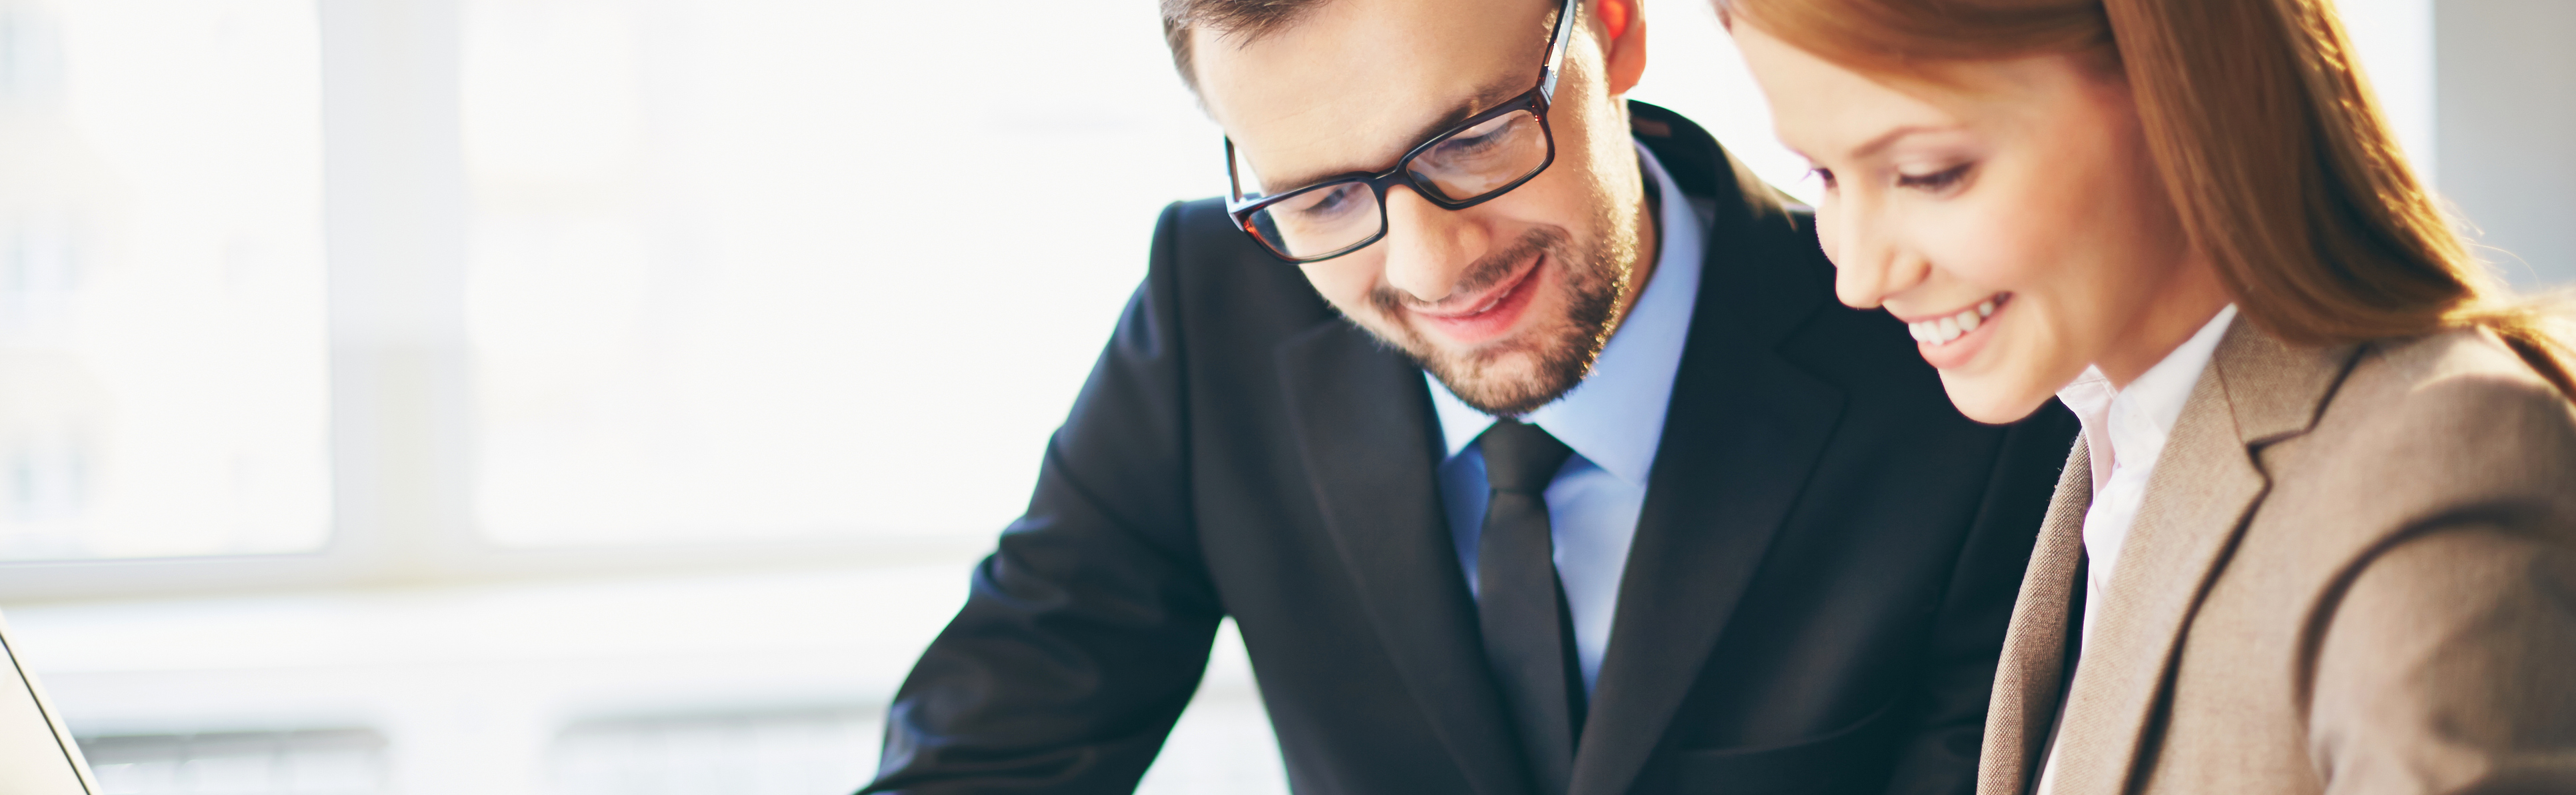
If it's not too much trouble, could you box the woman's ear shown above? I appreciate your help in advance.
[1594,0,1648,96]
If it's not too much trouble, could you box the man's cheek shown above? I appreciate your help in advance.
[1299,265,1369,314]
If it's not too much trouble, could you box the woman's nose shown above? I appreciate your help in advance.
[1821,198,1929,309]
[1378,186,1490,303]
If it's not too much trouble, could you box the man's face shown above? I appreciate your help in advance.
[1193,0,1651,416]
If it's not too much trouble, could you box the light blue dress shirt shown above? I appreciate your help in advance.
[1425,141,1703,696]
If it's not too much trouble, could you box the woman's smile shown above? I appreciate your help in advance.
[1899,293,2009,369]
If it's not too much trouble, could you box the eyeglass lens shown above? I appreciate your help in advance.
[1244,107,1548,260]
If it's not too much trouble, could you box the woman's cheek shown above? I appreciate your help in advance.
[1916,194,2031,290]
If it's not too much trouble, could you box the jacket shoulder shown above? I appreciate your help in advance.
[2337,327,2576,474]
[2271,327,2576,553]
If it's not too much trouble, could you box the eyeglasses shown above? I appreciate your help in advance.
[1223,0,1581,263]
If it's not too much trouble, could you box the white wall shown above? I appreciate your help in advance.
[2437,0,2576,287]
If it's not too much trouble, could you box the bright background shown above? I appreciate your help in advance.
[0,0,2563,793]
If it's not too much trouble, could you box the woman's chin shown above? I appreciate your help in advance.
[1937,371,2057,426]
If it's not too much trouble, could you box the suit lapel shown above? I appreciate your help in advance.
[1977,439,2094,795]
[1567,113,1845,795]
[1276,318,1532,795]
[2045,319,2359,794]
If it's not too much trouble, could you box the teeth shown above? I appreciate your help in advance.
[1464,279,1521,315]
[1908,295,2003,347]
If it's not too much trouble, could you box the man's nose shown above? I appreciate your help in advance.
[1378,186,1490,303]
[1823,198,1927,309]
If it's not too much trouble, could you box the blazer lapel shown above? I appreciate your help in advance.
[2045,318,2359,794]
[1276,318,1532,795]
[1566,131,1846,795]
[1977,439,2094,795]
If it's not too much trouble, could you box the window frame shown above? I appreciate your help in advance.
[0,0,985,604]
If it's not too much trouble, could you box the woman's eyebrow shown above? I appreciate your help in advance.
[1847,125,1941,161]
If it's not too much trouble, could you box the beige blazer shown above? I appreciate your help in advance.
[1977,318,2576,795]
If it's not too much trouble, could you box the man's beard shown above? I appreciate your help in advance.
[1359,216,1641,416]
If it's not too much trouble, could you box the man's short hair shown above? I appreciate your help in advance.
[1159,0,1333,91]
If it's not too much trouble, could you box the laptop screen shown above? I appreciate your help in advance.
[0,615,97,795]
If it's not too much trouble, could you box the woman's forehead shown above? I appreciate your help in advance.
[1741,23,2101,161]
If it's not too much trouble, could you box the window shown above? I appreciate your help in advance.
[459,0,1227,547]
[0,0,329,562]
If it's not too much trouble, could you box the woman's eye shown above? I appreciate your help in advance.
[1895,163,1973,193]
[1809,167,1838,190]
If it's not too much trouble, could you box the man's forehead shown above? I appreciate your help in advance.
[1193,0,1555,191]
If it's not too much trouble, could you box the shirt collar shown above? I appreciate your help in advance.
[2055,303,2237,486]
[1427,140,1705,488]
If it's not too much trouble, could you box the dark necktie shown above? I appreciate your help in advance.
[1475,418,1583,794]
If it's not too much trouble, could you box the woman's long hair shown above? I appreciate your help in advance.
[1716,0,2576,397]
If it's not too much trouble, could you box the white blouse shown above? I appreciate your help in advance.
[2034,303,2237,795]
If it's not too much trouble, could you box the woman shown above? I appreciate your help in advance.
[1715,0,2576,793]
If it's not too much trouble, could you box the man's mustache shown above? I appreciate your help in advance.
[1368,227,1569,314]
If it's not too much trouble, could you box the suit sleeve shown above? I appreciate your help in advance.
[1883,402,2081,795]
[2306,524,2576,795]
[2299,373,2576,795]
[863,202,1224,795]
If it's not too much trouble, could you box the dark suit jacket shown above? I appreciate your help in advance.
[864,103,2079,795]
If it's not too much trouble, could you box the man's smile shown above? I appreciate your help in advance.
[1405,252,1547,345]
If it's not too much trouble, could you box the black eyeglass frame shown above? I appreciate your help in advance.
[1223,0,1583,263]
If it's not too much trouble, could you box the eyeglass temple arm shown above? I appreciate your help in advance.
[1225,137,1246,201]
[1537,0,1580,101]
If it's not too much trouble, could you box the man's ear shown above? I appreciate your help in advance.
[1592,0,1647,96]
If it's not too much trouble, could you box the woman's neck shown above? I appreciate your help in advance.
[2097,255,2235,389]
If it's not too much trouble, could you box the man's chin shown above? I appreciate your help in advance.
[1332,299,1596,416]
[1420,341,1586,417]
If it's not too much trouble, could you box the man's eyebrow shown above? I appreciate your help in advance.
[1259,75,1533,193]
[1401,75,1533,153]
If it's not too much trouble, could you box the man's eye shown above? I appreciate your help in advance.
[1283,183,1363,217]
[1442,131,1501,154]
[1431,114,1524,159]
[1895,163,1973,192]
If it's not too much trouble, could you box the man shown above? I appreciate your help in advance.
[865,0,2078,793]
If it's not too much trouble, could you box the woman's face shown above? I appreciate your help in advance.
[1733,21,2222,424]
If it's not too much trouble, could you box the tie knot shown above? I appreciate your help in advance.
[1479,418,1573,494]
